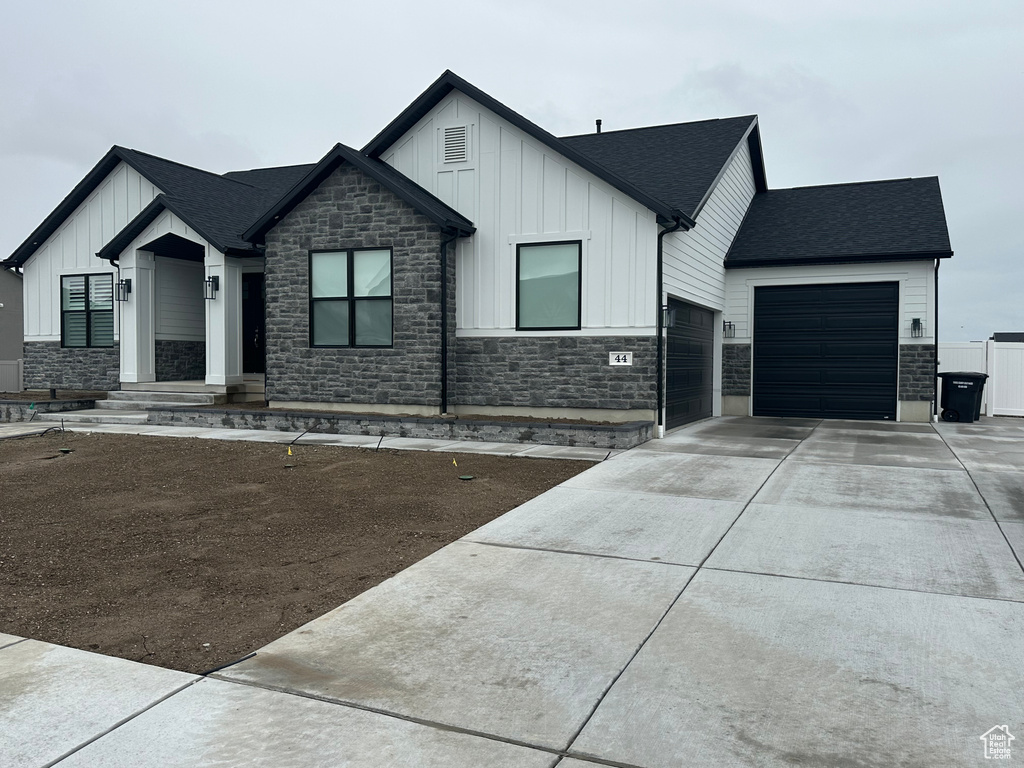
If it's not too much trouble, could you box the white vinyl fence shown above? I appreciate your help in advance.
[0,359,23,393]
[938,341,1024,417]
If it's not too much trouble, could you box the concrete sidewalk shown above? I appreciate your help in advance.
[0,419,620,462]
[2,416,1023,766]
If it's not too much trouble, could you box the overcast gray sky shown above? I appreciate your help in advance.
[2,0,1021,341]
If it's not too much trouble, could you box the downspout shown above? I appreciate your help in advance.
[656,218,686,438]
[439,230,459,415]
[933,258,940,420]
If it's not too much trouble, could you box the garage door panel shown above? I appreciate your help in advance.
[666,298,714,429]
[753,282,898,420]
[822,341,898,358]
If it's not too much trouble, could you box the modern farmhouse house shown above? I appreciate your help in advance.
[4,71,952,432]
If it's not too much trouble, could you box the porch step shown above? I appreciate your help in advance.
[35,409,150,425]
[96,399,214,411]
[104,391,224,406]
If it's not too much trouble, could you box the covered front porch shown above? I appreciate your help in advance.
[114,223,266,392]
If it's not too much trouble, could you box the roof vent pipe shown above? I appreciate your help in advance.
[596,119,602,134]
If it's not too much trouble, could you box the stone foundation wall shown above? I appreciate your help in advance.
[156,340,206,381]
[453,336,658,412]
[899,344,936,401]
[145,407,653,450]
[23,342,119,390]
[723,343,751,397]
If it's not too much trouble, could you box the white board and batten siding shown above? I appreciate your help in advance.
[662,140,757,312]
[723,261,936,344]
[22,162,161,340]
[379,90,659,336]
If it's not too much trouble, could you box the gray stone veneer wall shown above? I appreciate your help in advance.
[155,340,206,381]
[264,165,450,407]
[23,341,119,390]
[454,336,658,411]
[723,343,751,397]
[899,343,936,401]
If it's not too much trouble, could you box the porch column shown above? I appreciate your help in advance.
[205,250,243,386]
[119,250,155,383]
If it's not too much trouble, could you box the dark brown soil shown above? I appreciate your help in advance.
[0,390,107,401]
[0,431,588,673]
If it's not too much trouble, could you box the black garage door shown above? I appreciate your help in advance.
[753,282,898,420]
[666,298,714,429]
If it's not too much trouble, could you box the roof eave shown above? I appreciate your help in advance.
[724,250,954,269]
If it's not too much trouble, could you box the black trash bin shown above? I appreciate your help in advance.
[937,371,988,423]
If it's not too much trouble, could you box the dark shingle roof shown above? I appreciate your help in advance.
[244,143,474,243]
[725,177,953,267]
[110,150,315,257]
[991,333,1024,342]
[560,117,764,221]
[4,146,314,267]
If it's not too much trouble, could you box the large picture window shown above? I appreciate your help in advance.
[310,248,393,347]
[516,241,581,330]
[61,274,114,348]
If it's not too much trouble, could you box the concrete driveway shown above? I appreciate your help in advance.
[2,417,1023,766]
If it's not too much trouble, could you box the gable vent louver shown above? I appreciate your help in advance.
[443,126,468,163]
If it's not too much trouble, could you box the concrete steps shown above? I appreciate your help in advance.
[96,390,225,411]
[35,409,150,425]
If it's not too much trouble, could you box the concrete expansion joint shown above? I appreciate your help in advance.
[39,678,200,768]
[199,673,637,765]
[930,423,1024,578]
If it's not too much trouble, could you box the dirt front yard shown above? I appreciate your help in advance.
[0,431,588,673]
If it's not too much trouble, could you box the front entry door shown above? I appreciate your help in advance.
[241,273,266,374]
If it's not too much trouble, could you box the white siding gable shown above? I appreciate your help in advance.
[380,91,659,335]
[662,139,756,312]
[113,208,214,342]
[22,162,160,340]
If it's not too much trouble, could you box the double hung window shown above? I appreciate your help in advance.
[310,249,393,347]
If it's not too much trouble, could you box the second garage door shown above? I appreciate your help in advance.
[753,282,899,420]
[666,298,715,429]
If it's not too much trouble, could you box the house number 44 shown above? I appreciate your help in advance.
[609,352,633,366]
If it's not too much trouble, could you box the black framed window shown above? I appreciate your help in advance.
[61,274,114,348]
[516,241,582,330]
[310,248,393,347]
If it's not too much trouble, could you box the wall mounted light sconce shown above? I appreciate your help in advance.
[723,320,736,338]
[115,278,131,302]
[911,317,923,338]
[661,304,677,328]
[204,275,220,300]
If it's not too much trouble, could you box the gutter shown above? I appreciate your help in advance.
[934,258,940,419]
[656,218,688,437]
[439,230,460,414]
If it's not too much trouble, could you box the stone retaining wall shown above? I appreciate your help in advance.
[0,399,99,423]
[145,407,653,450]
